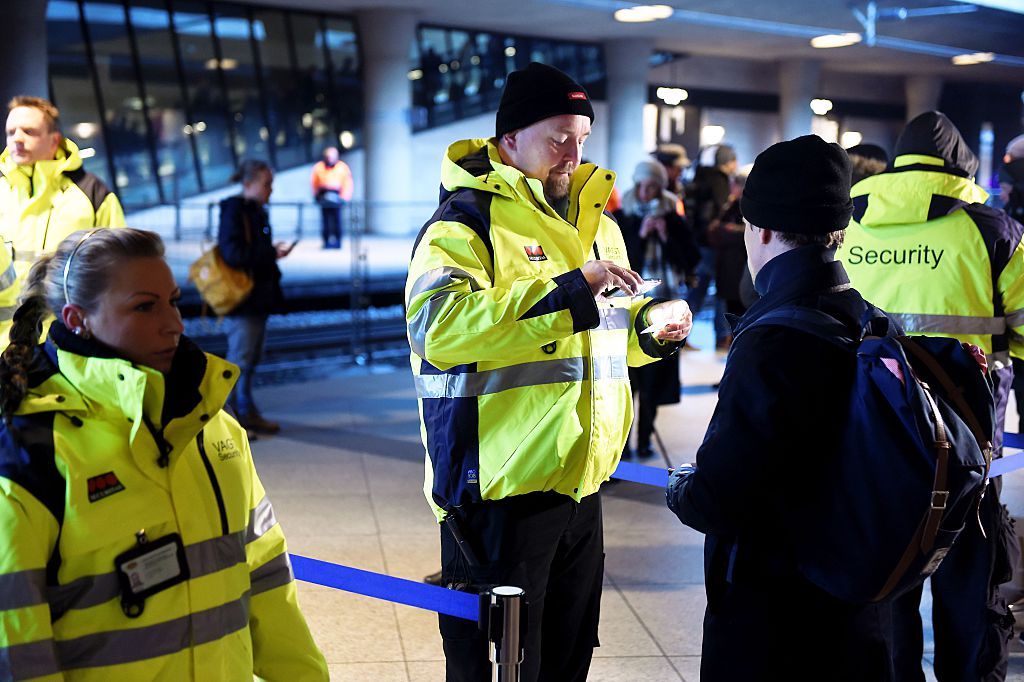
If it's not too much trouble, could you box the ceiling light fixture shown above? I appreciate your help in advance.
[656,87,689,105]
[810,33,862,49]
[951,51,994,65]
[810,98,834,115]
[614,4,674,23]
[841,131,863,148]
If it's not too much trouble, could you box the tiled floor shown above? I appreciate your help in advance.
[246,318,1024,680]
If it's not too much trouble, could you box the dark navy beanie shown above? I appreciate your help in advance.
[495,62,595,138]
[740,135,854,235]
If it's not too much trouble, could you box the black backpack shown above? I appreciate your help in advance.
[744,305,994,602]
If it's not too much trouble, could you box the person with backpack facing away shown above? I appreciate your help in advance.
[666,136,896,681]
[0,228,328,680]
[0,96,125,349]
[842,111,1024,681]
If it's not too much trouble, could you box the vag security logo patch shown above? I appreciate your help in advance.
[524,245,547,262]
[88,472,125,502]
[467,468,478,484]
[212,438,241,462]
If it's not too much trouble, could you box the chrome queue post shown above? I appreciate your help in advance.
[485,586,526,682]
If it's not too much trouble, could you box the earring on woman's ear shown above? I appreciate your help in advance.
[73,327,82,336]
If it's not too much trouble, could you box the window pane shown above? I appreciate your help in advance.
[324,17,362,151]
[129,0,200,198]
[252,9,307,167]
[290,14,333,155]
[83,1,160,209]
[211,5,270,163]
[47,0,111,187]
[172,1,235,188]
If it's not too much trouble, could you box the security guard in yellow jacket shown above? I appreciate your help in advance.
[842,111,1024,681]
[407,62,692,681]
[0,96,125,347]
[0,228,327,681]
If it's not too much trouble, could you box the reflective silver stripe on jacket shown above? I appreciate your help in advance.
[55,593,250,671]
[599,307,630,331]
[250,553,294,596]
[0,568,46,611]
[248,496,278,543]
[13,249,41,264]
[0,305,15,321]
[889,312,1005,336]
[415,355,629,399]
[0,638,61,679]
[407,267,477,358]
[1005,308,1024,329]
[0,261,16,290]
[47,532,248,619]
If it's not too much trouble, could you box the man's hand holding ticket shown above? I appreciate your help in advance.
[642,299,693,342]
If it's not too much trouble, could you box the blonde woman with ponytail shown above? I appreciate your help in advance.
[0,229,327,681]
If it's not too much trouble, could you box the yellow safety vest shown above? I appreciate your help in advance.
[0,330,328,681]
[408,138,674,520]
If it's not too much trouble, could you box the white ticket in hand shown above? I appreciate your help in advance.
[603,278,662,298]
[641,321,669,335]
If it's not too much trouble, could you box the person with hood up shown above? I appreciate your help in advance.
[0,96,125,348]
[842,111,1024,681]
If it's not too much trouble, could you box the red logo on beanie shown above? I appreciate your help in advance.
[568,91,588,101]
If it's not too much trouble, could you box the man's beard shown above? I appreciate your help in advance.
[543,166,573,200]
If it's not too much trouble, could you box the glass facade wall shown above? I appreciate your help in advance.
[411,24,606,132]
[46,0,363,211]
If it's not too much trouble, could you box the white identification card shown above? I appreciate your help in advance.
[121,541,183,594]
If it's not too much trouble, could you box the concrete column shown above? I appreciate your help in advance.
[905,75,943,121]
[357,9,417,235]
[0,0,48,105]
[604,39,650,181]
[778,59,821,141]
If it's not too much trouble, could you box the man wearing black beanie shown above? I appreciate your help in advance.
[668,135,896,680]
[842,111,1024,681]
[406,62,693,681]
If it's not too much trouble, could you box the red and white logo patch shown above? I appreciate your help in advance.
[524,245,547,262]
[568,91,588,101]
[88,471,126,502]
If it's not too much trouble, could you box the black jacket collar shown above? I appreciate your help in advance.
[733,245,850,335]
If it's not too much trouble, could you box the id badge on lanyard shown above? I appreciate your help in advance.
[114,530,190,618]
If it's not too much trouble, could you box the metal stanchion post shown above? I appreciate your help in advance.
[485,586,525,682]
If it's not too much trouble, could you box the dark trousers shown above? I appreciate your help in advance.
[701,572,895,681]
[892,492,1013,682]
[321,204,342,247]
[224,314,268,417]
[438,491,604,682]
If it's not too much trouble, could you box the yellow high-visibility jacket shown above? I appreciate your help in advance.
[0,325,328,681]
[407,138,677,520]
[841,153,1024,449]
[0,138,125,346]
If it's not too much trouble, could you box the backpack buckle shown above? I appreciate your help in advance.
[931,491,949,510]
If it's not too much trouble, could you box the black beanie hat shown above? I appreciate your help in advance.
[740,135,854,235]
[495,62,595,138]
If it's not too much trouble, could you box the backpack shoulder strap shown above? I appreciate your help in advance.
[740,305,857,352]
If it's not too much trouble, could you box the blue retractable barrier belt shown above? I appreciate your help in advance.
[289,434,1024,617]
[610,433,1024,485]
[290,554,479,621]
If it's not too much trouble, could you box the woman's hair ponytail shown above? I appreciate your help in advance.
[0,254,57,426]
